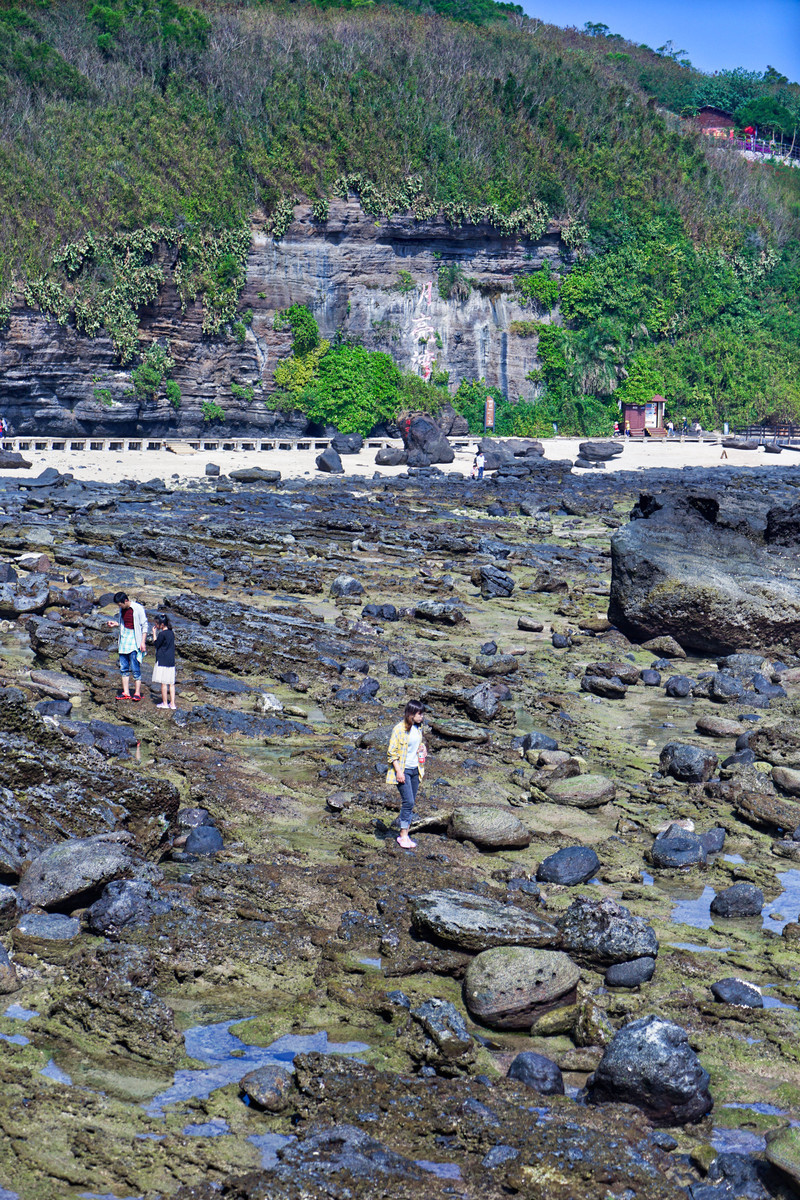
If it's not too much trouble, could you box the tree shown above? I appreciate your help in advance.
[304,344,401,436]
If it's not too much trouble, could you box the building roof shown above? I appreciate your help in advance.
[696,106,735,130]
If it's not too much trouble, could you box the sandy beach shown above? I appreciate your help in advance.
[3,433,793,485]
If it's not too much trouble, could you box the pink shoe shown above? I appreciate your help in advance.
[396,835,417,849]
[157,703,170,709]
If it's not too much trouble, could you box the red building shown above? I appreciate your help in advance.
[620,395,666,434]
[695,106,735,138]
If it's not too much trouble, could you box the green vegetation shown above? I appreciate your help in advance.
[0,0,798,434]
[130,341,175,403]
[201,400,225,422]
[230,382,255,403]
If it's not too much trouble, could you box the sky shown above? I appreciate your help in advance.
[520,0,800,81]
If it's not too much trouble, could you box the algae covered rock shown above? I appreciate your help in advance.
[410,889,559,952]
[544,774,616,808]
[448,806,531,849]
[766,1125,800,1190]
[659,743,718,783]
[463,945,580,1029]
[240,1063,294,1111]
[18,833,136,909]
[587,1014,713,1125]
[560,896,658,964]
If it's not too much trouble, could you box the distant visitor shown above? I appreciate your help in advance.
[386,700,427,850]
[107,591,148,702]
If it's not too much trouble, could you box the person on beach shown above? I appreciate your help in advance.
[107,591,148,701]
[151,613,177,709]
[386,700,427,849]
[475,450,485,480]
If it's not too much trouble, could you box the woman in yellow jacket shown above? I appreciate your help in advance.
[386,700,426,849]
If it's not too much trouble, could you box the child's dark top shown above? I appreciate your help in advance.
[154,629,175,667]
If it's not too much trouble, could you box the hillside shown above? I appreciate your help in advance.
[0,0,799,432]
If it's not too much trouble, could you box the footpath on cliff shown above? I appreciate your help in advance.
[2,447,800,1200]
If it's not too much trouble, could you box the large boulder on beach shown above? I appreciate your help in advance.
[608,492,800,654]
[448,806,531,849]
[403,416,454,464]
[579,441,623,462]
[463,946,580,1029]
[410,889,559,951]
[18,834,135,909]
[560,896,658,964]
[587,1014,713,1125]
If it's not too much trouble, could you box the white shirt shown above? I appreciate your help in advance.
[405,724,422,769]
[476,454,485,468]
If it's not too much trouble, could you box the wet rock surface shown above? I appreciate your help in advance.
[2,463,800,1198]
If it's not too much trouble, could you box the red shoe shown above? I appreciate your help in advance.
[115,693,131,700]
[131,694,143,702]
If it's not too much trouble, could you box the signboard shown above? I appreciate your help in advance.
[645,402,657,428]
[484,395,495,431]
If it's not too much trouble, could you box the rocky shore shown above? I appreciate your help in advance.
[2,455,800,1199]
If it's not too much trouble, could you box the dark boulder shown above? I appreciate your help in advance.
[604,957,656,988]
[587,1014,713,1125]
[387,658,412,678]
[403,416,454,464]
[665,675,693,698]
[472,564,515,599]
[515,730,558,753]
[316,447,344,473]
[710,882,763,917]
[362,603,399,621]
[578,441,624,462]
[560,896,658,964]
[228,467,281,483]
[330,574,364,598]
[659,743,718,783]
[0,450,32,469]
[87,879,171,937]
[332,432,363,455]
[507,1051,564,1095]
[537,846,599,886]
[651,827,707,870]
[375,448,407,467]
[184,825,224,855]
[581,674,627,699]
[699,827,726,854]
[641,669,661,687]
[710,977,763,1007]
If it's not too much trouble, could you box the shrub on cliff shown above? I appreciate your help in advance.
[303,344,402,436]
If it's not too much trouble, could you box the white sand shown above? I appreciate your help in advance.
[4,435,789,485]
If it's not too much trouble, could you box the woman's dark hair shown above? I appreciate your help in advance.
[153,613,172,630]
[113,591,129,605]
[403,700,425,724]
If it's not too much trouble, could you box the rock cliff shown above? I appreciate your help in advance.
[0,198,569,438]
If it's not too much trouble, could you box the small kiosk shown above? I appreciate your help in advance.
[620,395,666,435]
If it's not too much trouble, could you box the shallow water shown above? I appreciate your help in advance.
[4,1005,38,1021]
[248,1132,295,1168]
[183,1119,231,1137]
[762,868,800,932]
[668,942,731,953]
[146,1019,370,1117]
[0,1034,28,1046]
[40,1058,72,1084]
[669,886,716,931]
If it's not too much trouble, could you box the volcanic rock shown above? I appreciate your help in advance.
[409,889,559,951]
[587,1014,712,1125]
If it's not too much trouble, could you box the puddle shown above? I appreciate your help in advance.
[248,1132,295,1167]
[723,1100,795,1119]
[416,1161,463,1180]
[762,869,800,932]
[723,854,745,864]
[357,956,382,969]
[0,1189,20,1200]
[668,943,731,953]
[40,1059,72,1084]
[145,1019,370,1117]
[670,886,716,931]
[5,1005,38,1021]
[641,871,654,886]
[711,1128,766,1154]
[761,985,798,1011]
[0,1033,29,1046]
[183,1119,231,1137]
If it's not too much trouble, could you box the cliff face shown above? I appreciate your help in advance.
[0,198,568,438]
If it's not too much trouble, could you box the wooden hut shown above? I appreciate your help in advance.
[620,395,666,434]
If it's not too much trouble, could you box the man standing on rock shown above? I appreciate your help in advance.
[107,591,148,702]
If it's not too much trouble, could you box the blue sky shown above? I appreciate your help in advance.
[520,0,800,81]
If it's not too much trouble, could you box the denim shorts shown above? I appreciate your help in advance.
[118,651,141,680]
